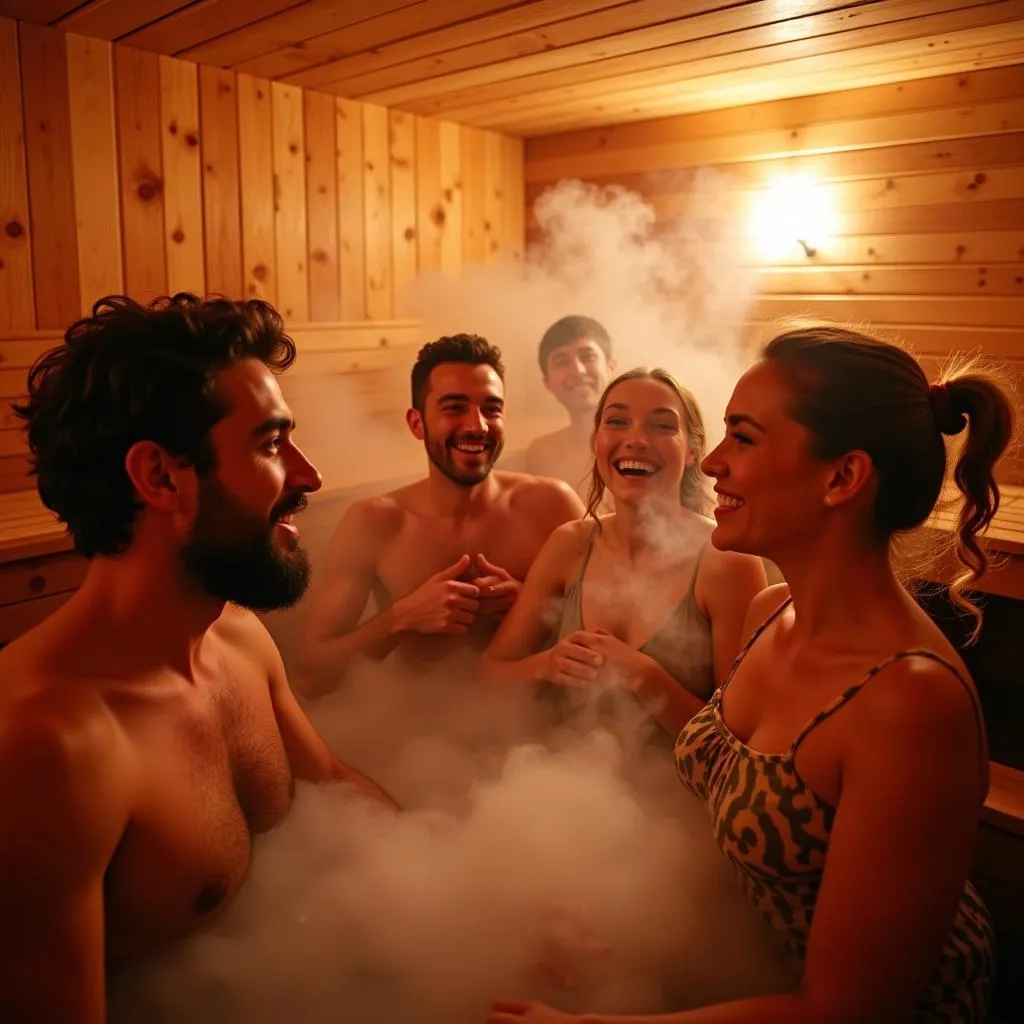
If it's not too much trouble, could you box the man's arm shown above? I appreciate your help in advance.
[295,500,403,698]
[0,700,127,1023]
[247,614,400,810]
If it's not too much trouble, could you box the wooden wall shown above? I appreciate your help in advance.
[525,63,1024,482]
[0,18,525,494]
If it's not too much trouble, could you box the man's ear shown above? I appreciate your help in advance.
[123,441,190,511]
[406,407,426,441]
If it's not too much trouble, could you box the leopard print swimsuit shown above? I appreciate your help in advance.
[674,598,995,1023]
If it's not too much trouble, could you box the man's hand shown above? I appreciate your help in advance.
[391,555,480,634]
[470,553,522,622]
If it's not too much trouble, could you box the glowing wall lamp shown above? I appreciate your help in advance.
[750,175,838,262]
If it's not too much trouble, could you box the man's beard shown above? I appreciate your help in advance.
[179,475,311,611]
[425,428,503,486]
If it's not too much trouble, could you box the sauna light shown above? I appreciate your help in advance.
[750,174,836,261]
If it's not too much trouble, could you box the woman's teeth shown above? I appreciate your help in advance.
[614,459,656,476]
[717,494,744,508]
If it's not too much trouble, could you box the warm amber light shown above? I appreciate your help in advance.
[749,175,838,261]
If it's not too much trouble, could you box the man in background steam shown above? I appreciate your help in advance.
[0,295,396,1023]
[297,334,584,698]
[525,316,617,506]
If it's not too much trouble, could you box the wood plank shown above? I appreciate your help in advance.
[66,33,122,315]
[751,294,1024,329]
[303,88,340,322]
[362,103,392,319]
[57,1,194,40]
[525,96,1024,184]
[281,0,629,91]
[199,65,243,298]
[0,452,32,493]
[461,125,487,267]
[525,64,1024,173]
[483,130,504,263]
[0,18,34,331]
[558,133,1024,200]
[20,22,80,328]
[0,549,86,608]
[237,0,514,81]
[158,56,205,296]
[114,44,166,304]
[499,40,1024,137]
[377,0,1020,112]
[0,1,82,22]
[438,120,463,278]
[336,97,366,320]
[120,0,311,56]
[755,265,1024,298]
[236,74,277,303]
[415,116,442,275]
[270,81,307,321]
[389,109,417,317]
[502,134,525,265]
[183,0,418,69]
[0,335,60,368]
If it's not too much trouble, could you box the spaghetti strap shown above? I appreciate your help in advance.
[789,648,988,765]
[717,594,792,699]
[571,525,600,590]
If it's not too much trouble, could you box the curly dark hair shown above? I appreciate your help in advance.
[410,333,505,412]
[13,293,297,558]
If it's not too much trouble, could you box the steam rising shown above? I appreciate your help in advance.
[108,180,787,1020]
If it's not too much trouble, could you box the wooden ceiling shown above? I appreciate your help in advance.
[3,0,1023,135]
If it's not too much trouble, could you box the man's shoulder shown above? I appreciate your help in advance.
[498,471,584,515]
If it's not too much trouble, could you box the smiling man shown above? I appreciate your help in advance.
[297,334,585,698]
[525,316,617,505]
[0,294,396,1024]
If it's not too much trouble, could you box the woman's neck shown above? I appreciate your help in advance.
[771,532,910,644]
[607,497,693,561]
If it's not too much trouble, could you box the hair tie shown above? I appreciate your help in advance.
[930,382,967,436]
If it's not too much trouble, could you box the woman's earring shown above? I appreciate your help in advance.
[824,495,832,505]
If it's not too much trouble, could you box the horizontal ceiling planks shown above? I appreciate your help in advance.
[3,0,1020,134]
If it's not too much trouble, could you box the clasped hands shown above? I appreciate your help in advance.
[393,553,521,634]
[542,628,652,692]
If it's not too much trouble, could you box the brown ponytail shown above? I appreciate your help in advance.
[939,365,1016,638]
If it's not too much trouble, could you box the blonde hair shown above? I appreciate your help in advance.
[764,324,1017,641]
[585,367,710,522]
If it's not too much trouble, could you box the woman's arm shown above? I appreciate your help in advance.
[491,655,987,1024]
[480,522,586,687]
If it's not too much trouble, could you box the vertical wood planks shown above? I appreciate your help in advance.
[114,44,166,304]
[236,74,276,304]
[304,89,339,321]
[66,33,122,314]
[159,55,205,295]
[199,66,243,298]
[460,124,487,267]
[483,130,504,262]
[362,103,392,319]
[438,121,463,278]
[336,97,366,320]
[415,116,442,276]
[0,18,35,330]
[271,82,308,321]
[389,109,416,316]
[501,134,525,265]
[20,23,80,327]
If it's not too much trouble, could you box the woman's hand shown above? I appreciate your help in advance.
[575,628,656,693]
[539,630,606,686]
[488,998,581,1023]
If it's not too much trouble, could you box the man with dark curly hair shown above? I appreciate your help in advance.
[0,293,397,1023]
[297,333,585,697]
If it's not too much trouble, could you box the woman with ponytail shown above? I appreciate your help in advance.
[489,327,1013,1024]
[481,368,767,740]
